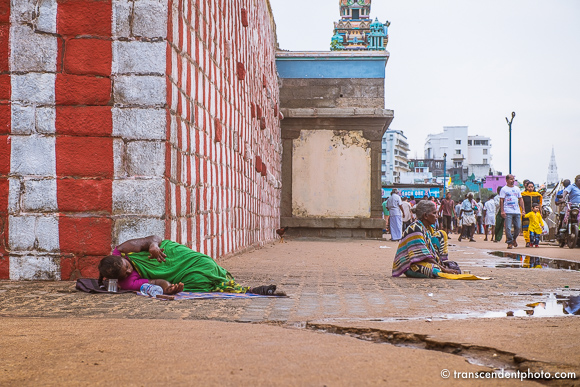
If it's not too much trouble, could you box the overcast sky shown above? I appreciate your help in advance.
[269,0,580,186]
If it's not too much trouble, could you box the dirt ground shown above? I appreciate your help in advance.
[1,233,579,386]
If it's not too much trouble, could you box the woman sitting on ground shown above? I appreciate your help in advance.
[98,236,278,295]
[392,200,460,278]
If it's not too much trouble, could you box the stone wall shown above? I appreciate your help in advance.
[277,52,393,239]
[0,0,281,280]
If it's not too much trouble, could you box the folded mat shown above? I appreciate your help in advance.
[137,292,283,300]
[437,272,491,280]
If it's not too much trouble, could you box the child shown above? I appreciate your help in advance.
[524,204,545,248]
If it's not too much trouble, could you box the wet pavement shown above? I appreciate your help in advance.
[2,234,580,385]
[1,235,579,323]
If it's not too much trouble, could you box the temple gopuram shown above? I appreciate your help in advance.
[331,0,390,51]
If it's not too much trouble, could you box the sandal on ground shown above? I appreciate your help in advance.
[250,285,277,295]
[507,244,513,249]
[469,239,476,242]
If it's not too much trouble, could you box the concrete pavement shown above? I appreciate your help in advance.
[1,234,579,385]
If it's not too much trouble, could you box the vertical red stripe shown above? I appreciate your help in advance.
[55,0,113,280]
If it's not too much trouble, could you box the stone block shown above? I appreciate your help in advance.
[361,218,385,229]
[10,25,58,72]
[334,218,361,228]
[8,215,35,250]
[9,255,60,280]
[22,179,58,212]
[55,74,111,105]
[11,73,56,104]
[113,41,166,75]
[36,0,58,33]
[112,178,165,216]
[113,75,166,106]
[11,103,35,134]
[56,179,112,212]
[55,137,113,178]
[35,107,56,133]
[10,135,56,176]
[112,0,132,38]
[112,108,166,140]
[113,217,165,245]
[64,38,112,76]
[9,0,36,24]
[321,228,352,238]
[56,106,111,136]
[8,215,59,252]
[126,141,165,177]
[8,178,21,213]
[132,0,168,39]
[113,139,125,177]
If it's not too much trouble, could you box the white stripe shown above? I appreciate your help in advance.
[9,2,59,280]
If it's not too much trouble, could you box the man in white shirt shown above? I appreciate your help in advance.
[401,196,413,231]
[386,189,404,241]
[499,174,525,249]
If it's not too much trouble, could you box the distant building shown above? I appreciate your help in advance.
[547,146,559,187]
[331,0,390,51]
[424,126,493,183]
[381,130,410,184]
[401,158,446,184]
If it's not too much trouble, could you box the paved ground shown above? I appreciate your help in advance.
[1,233,579,386]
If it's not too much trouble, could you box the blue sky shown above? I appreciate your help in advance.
[270,0,580,186]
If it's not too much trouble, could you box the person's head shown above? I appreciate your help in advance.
[490,193,497,199]
[98,255,133,286]
[532,203,540,213]
[416,200,437,226]
[476,197,481,202]
[575,175,580,186]
[505,174,515,187]
[402,196,407,201]
[392,188,399,195]
[563,179,570,188]
[467,192,474,200]
[496,186,503,194]
[523,179,530,188]
[423,195,428,200]
[410,196,415,201]
[445,192,451,199]
[526,181,535,192]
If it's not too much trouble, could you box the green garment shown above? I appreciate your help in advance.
[127,240,249,293]
[382,200,390,216]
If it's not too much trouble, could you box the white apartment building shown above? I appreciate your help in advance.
[381,129,410,184]
[424,126,492,182]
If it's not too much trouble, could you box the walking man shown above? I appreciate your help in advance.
[500,174,525,249]
[493,186,504,242]
[438,192,455,235]
[387,189,404,241]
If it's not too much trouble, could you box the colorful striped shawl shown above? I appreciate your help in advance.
[392,220,448,277]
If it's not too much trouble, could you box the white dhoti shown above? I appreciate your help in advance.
[390,215,403,240]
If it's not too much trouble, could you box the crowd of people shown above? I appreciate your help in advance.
[388,174,580,278]
[384,174,580,250]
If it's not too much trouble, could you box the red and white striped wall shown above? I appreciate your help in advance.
[0,0,281,280]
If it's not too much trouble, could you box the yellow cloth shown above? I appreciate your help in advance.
[524,211,545,234]
[437,272,491,280]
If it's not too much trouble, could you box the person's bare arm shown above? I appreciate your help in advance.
[149,279,184,295]
[500,198,505,218]
[116,235,167,262]
[518,197,525,214]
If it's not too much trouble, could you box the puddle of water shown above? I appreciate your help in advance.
[485,251,580,270]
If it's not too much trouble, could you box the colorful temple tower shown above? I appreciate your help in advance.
[331,0,389,51]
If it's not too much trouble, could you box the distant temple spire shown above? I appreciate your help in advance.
[331,0,390,51]
[547,146,559,186]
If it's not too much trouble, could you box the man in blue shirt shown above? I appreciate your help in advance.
[563,175,580,204]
